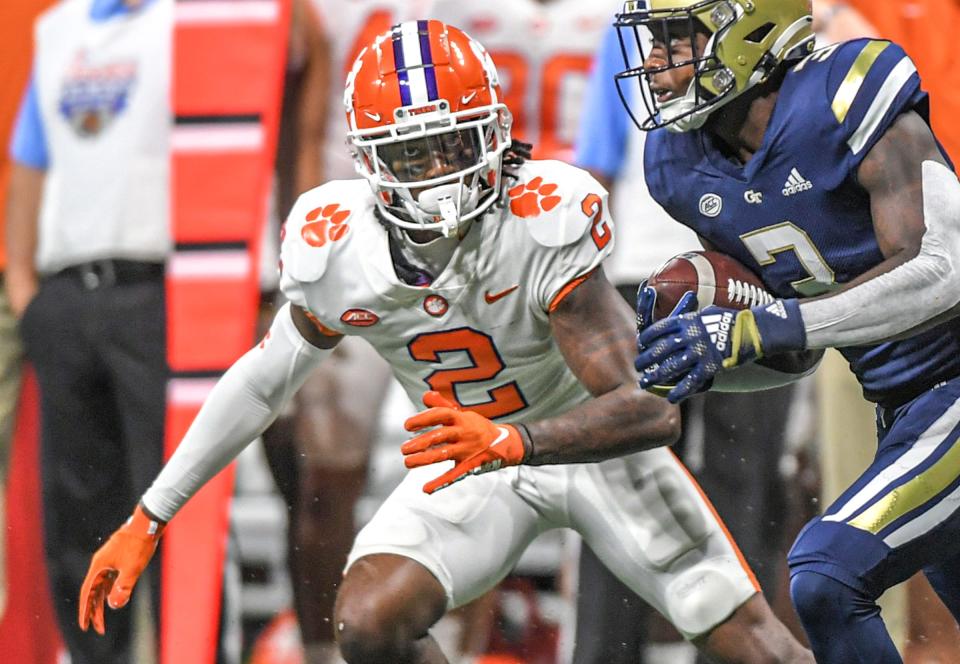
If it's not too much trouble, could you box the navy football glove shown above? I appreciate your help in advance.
[635,299,807,403]
[635,280,699,397]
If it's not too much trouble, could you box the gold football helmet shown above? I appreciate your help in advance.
[615,0,814,132]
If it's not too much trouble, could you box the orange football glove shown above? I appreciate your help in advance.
[79,504,165,635]
[402,391,528,494]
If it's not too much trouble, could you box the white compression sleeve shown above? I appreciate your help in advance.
[142,303,333,521]
[801,161,960,348]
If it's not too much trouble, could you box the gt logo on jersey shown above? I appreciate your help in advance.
[744,190,763,204]
[302,204,351,248]
[508,177,562,218]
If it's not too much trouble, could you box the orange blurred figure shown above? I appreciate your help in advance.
[249,610,306,664]
[846,0,960,158]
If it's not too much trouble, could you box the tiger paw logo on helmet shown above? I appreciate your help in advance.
[301,204,351,248]
[508,177,562,218]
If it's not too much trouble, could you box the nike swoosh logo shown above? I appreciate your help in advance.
[461,91,477,105]
[484,285,519,304]
[364,111,382,121]
[492,426,510,446]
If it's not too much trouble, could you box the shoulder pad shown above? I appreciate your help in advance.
[796,39,921,141]
[507,160,610,248]
[279,180,370,284]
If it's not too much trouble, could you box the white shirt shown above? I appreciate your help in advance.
[33,0,172,272]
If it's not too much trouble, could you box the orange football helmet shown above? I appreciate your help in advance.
[344,20,513,236]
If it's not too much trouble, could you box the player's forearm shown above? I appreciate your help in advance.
[141,304,331,521]
[799,162,960,348]
[5,163,44,313]
[295,0,330,193]
[522,384,680,465]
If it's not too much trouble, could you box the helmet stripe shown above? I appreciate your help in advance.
[398,22,430,105]
[417,20,439,101]
[391,26,413,107]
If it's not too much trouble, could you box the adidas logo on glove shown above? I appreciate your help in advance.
[702,312,735,352]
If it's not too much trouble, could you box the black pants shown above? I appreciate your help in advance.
[572,285,794,664]
[20,264,167,664]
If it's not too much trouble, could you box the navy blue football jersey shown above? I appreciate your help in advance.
[644,38,957,406]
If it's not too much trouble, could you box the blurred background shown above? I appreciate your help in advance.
[1,1,958,663]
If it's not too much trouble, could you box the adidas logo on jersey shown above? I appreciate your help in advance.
[782,168,813,196]
[702,312,735,352]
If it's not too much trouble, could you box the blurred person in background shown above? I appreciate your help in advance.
[430,0,623,163]
[573,20,798,664]
[0,0,56,618]
[5,0,172,662]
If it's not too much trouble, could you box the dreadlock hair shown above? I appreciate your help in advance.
[502,140,533,182]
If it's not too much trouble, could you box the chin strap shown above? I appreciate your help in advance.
[436,192,461,237]
[417,182,470,237]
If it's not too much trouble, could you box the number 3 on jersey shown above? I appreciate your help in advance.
[408,328,528,419]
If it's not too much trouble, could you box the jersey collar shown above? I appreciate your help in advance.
[698,80,793,183]
[90,0,157,22]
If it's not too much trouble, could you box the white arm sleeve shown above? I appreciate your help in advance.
[142,303,333,521]
[801,161,960,348]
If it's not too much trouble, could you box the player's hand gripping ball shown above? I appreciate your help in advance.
[636,251,805,402]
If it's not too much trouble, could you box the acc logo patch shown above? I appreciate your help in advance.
[699,193,723,218]
[340,309,379,327]
[423,295,449,317]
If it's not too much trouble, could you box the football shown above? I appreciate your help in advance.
[647,250,774,319]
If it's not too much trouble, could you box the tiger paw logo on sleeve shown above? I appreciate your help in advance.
[508,177,562,218]
[301,204,351,248]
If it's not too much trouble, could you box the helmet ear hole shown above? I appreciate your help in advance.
[744,22,775,44]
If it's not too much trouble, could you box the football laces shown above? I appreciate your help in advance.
[726,278,774,308]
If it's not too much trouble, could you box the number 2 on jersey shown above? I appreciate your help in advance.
[408,328,528,419]
[582,194,610,250]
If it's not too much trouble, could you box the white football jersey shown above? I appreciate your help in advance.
[279,160,614,422]
[309,0,433,180]
[428,0,620,162]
